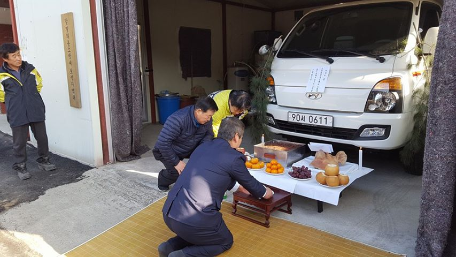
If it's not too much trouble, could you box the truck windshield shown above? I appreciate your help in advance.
[277,2,413,58]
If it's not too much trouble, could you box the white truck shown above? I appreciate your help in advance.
[265,0,442,172]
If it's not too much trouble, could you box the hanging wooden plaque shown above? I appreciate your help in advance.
[61,12,82,108]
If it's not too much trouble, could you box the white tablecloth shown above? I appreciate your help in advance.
[249,156,373,205]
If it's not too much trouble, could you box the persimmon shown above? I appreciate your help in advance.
[270,159,278,165]
[266,168,271,173]
[271,169,278,174]
[278,167,284,173]
[266,163,272,168]
[271,165,278,170]
[252,164,261,169]
[251,158,259,164]
[259,161,265,168]
[246,162,252,168]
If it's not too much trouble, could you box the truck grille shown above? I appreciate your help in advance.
[274,120,358,140]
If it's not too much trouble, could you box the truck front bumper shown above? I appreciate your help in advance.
[266,104,413,150]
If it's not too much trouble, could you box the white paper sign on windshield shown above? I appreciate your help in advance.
[305,66,330,93]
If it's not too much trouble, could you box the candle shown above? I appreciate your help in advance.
[261,134,265,144]
[359,147,363,171]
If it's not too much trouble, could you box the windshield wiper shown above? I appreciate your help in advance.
[283,49,334,64]
[312,49,385,63]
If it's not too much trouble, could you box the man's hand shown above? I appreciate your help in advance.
[174,161,186,175]
[236,148,245,154]
[263,187,274,199]
[236,185,250,195]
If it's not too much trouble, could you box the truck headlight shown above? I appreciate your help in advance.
[266,114,276,125]
[364,77,403,113]
[266,76,277,104]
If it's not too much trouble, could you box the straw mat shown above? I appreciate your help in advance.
[65,198,402,257]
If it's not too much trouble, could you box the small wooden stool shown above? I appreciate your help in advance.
[232,185,292,228]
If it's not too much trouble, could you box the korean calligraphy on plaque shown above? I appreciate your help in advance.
[61,12,82,108]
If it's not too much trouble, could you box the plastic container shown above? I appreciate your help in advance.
[156,95,181,125]
[254,140,306,168]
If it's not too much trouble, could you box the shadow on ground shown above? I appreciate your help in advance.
[0,131,92,213]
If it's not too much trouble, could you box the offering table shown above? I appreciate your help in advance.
[248,156,373,212]
[232,185,292,228]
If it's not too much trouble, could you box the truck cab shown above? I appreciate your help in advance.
[266,0,442,151]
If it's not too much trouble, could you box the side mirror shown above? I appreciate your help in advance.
[422,27,439,55]
[273,37,283,51]
[258,45,270,55]
[258,36,283,56]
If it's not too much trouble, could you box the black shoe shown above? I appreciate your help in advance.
[158,185,169,192]
[13,163,31,180]
[36,156,56,171]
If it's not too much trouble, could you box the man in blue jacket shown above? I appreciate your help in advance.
[159,117,274,257]
[0,43,56,180]
[153,97,218,191]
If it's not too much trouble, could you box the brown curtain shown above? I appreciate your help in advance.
[416,1,456,256]
[103,0,149,161]
[179,27,211,80]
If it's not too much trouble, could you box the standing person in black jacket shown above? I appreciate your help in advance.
[153,97,218,191]
[0,43,56,180]
[159,117,274,257]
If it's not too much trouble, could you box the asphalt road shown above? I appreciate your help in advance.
[0,131,92,256]
[0,131,92,213]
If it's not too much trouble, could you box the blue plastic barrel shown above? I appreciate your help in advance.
[156,96,181,125]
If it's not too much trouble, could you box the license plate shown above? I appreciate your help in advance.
[288,112,334,127]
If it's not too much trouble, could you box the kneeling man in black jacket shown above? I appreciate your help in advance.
[159,117,274,257]
[153,97,218,191]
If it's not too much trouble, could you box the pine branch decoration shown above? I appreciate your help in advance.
[399,54,432,167]
[249,49,274,144]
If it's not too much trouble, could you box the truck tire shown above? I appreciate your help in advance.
[402,150,424,176]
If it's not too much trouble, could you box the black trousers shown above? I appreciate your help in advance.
[163,213,233,256]
[153,148,181,188]
[12,121,49,165]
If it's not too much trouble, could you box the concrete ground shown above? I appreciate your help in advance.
[0,121,422,257]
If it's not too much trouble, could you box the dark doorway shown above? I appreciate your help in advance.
[0,0,13,114]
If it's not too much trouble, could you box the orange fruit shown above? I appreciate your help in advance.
[276,163,282,168]
[270,159,278,165]
[259,162,265,168]
[245,162,252,168]
[266,168,271,173]
[266,163,272,168]
[271,169,278,174]
[252,164,261,169]
[278,167,284,173]
[271,165,278,170]
[251,158,259,164]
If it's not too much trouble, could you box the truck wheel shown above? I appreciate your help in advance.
[401,150,424,176]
